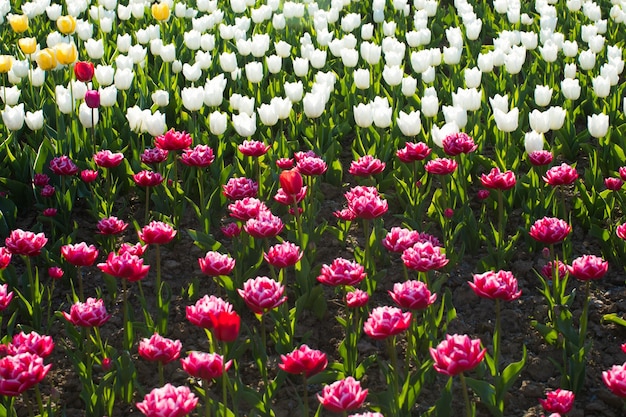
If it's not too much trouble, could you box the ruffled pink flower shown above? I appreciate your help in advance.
[617,223,626,240]
[345,289,369,308]
[48,266,64,280]
[138,221,176,245]
[430,334,486,376]
[529,217,571,245]
[345,186,388,219]
[243,210,283,238]
[181,351,232,381]
[605,177,624,191]
[62,298,110,327]
[539,388,575,414]
[264,241,302,269]
[0,247,12,269]
[603,362,626,398]
[155,129,193,151]
[382,227,421,253]
[363,306,412,340]
[317,258,367,287]
[480,168,516,190]
[568,255,608,281]
[333,208,357,221]
[118,242,147,257]
[133,170,164,187]
[469,270,522,301]
[274,186,307,205]
[5,229,47,257]
[0,353,51,396]
[238,276,287,314]
[186,295,233,329]
[296,155,327,176]
[40,185,55,197]
[349,155,385,176]
[425,158,458,175]
[238,140,270,157]
[94,150,124,168]
[389,280,437,310]
[221,223,241,238]
[279,344,328,377]
[136,384,198,417]
[32,174,50,187]
[141,147,169,164]
[61,242,99,267]
[138,333,182,364]
[97,251,150,281]
[396,141,431,162]
[228,197,268,221]
[222,177,258,200]
[10,331,54,357]
[198,251,235,276]
[80,169,99,183]
[276,158,294,169]
[97,216,128,235]
[317,377,368,413]
[180,145,215,167]
[541,260,568,281]
[442,132,477,156]
[528,150,553,166]
[0,284,14,310]
[402,241,449,272]
[543,163,578,186]
[49,156,78,176]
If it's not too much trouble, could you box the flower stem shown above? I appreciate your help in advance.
[459,372,472,417]
[302,374,309,417]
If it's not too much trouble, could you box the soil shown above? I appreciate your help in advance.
[6,169,626,417]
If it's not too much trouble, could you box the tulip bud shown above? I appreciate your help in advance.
[85,90,100,109]
[74,61,94,82]
[8,14,29,33]
[56,15,77,35]
[18,38,37,55]
[279,169,303,196]
[151,3,170,21]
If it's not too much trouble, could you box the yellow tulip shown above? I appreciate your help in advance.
[151,3,170,21]
[18,37,37,55]
[56,15,77,35]
[36,48,57,70]
[8,14,28,33]
[55,43,77,65]
[0,56,13,73]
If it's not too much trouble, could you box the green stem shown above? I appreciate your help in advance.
[497,189,504,268]
[579,281,591,347]
[222,341,229,417]
[459,373,473,417]
[144,186,150,224]
[205,378,212,417]
[77,265,83,301]
[494,299,501,376]
[260,314,268,388]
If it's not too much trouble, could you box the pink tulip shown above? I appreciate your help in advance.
[222,177,258,200]
[94,149,124,168]
[181,351,231,381]
[243,211,284,238]
[97,216,128,235]
[480,167,516,190]
[0,283,13,310]
[529,217,571,245]
[568,255,608,281]
[10,331,54,357]
[469,270,522,301]
[138,333,182,364]
[543,163,578,186]
[62,298,110,327]
[238,276,287,314]
[430,334,486,376]
[442,132,477,156]
[0,353,51,396]
[345,186,388,219]
[401,241,449,272]
[528,150,553,166]
[539,388,575,414]
[382,227,421,253]
[238,139,270,157]
[264,241,302,269]
[138,221,176,245]
[279,344,328,377]
[198,251,236,276]
[425,158,458,175]
[389,280,437,310]
[345,289,369,308]
[605,177,624,191]
[363,306,412,340]
[317,377,368,413]
[141,147,169,164]
[186,295,233,329]
[349,155,386,176]
[80,169,99,183]
[180,144,215,167]
[154,129,193,151]
[136,384,198,417]
[295,154,327,176]
[49,156,78,176]
[317,258,367,287]
[5,229,47,257]
[396,141,431,163]
[228,197,268,221]
[97,251,150,281]
[61,242,99,267]
[0,247,12,269]
[133,170,164,187]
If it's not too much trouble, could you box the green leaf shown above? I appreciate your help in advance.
[465,377,501,416]
[602,313,626,327]
[499,345,527,400]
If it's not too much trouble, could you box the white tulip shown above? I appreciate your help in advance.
[78,102,98,128]
[270,96,292,120]
[353,69,370,90]
[55,85,73,114]
[184,30,202,50]
[128,44,147,64]
[195,51,212,70]
[601,63,620,86]
[232,112,256,137]
[0,86,20,106]
[85,38,104,60]
[382,65,403,86]
[452,88,482,112]
[244,61,263,83]
[524,130,545,153]
[592,75,611,98]
[372,97,392,128]
[353,103,373,128]
[303,91,326,119]
[539,40,558,62]
[237,96,256,117]
[504,46,526,74]
[562,40,578,58]
[464,67,482,88]
[442,105,467,128]
[219,52,238,73]
[272,13,285,29]
[534,85,553,107]
[95,65,114,86]
[209,111,227,135]
[99,85,118,107]
[152,90,169,107]
[1,103,24,131]
[201,34,216,51]
[361,23,374,40]
[396,110,422,136]
[11,60,28,79]
[182,63,202,82]
[360,42,381,65]
[182,86,204,112]
[309,49,327,69]
[477,52,494,73]
[564,63,577,79]
[275,41,292,58]
[114,68,134,90]
[172,60,183,74]
[548,106,566,131]
[421,88,439,118]
[520,31,538,50]
[160,44,176,63]
[422,66,436,83]
[284,81,303,103]
[293,57,309,77]
[578,50,596,70]
[529,109,550,133]
[115,55,133,70]
[493,108,519,132]
[561,78,581,100]
[401,76,417,97]
[341,48,359,68]
[145,111,166,136]
[489,94,509,113]
[257,103,278,126]
[25,110,44,130]
[588,113,609,138]
[443,46,462,65]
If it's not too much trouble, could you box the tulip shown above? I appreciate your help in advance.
[317,377,368,413]
[302,92,325,119]
[588,113,609,138]
[1,103,25,131]
[18,38,37,55]
[396,110,422,136]
[592,75,611,98]
[8,14,28,33]
[364,306,412,340]
[57,15,77,34]
[317,258,367,287]
[534,85,553,107]
[25,110,44,131]
[151,2,170,21]
[284,81,303,102]
[353,68,370,89]
[55,43,77,66]
[431,334,486,376]
[0,56,12,74]
[209,111,227,135]
[136,384,197,417]
[353,103,373,128]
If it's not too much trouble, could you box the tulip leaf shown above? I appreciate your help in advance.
[602,313,626,328]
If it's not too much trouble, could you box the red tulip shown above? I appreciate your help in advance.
[74,61,94,82]
[210,310,240,342]
[279,169,303,196]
